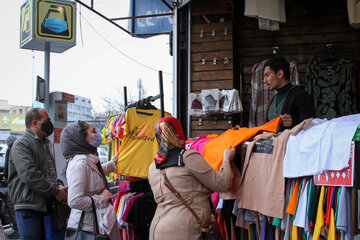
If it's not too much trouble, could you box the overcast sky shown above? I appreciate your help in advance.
[0,0,173,114]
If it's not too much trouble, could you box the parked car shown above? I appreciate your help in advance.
[97,147,108,164]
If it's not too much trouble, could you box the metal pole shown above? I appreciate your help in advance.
[74,0,132,35]
[44,42,50,111]
[124,86,128,107]
[172,6,178,118]
[159,71,165,118]
[186,4,191,139]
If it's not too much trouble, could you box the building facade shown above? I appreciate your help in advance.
[67,95,93,121]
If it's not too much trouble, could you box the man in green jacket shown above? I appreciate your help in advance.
[8,108,67,239]
[263,56,315,132]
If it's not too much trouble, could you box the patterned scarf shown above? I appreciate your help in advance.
[154,117,185,165]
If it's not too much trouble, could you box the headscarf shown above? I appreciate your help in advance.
[60,121,97,160]
[154,117,185,166]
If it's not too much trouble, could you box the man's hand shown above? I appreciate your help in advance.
[55,186,68,202]
[281,114,293,127]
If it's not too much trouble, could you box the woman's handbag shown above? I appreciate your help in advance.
[161,170,223,240]
[65,197,110,240]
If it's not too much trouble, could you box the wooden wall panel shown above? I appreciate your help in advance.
[188,0,360,138]
[236,0,360,126]
[190,0,234,138]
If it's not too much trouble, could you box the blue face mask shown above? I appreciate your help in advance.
[90,132,102,148]
[44,18,68,33]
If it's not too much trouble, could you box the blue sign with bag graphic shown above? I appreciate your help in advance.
[128,0,173,37]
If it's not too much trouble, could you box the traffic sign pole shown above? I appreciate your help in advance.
[44,42,50,111]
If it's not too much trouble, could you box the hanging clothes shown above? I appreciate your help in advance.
[125,191,157,240]
[336,187,352,240]
[249,59,299,127]
[116,108,171,178]
[312,186,325,240]
[347,0,360,29]
[237,119,312,219]
[305,57,358,120]
[244,0,286,31]
[283,114,360,178]
[203,116,281,172]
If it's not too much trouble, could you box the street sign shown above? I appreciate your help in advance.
[20,0,32,45]
[19,0,76,53]
[62,92,75,103]
[0,114,26,132]
[129,0,173,37]
[35,0,75,41]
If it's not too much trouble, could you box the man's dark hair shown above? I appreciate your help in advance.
[25,108,42,128]
[264,56,290,80]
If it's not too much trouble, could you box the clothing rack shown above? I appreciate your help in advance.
[123,70,165,118]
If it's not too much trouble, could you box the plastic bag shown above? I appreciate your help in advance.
[96,202,117,235]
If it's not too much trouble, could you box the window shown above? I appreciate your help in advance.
[19,109,23,114]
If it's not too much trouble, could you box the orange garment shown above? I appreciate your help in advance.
[217,211,227,240]
[286,179,301,215]
[203,117,281,171]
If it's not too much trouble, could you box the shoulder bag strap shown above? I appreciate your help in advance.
[73,210,86,239]
[90,197,101,234]
[160,169,202,225]
[76,211,86,230]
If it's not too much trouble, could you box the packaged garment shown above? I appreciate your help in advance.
[220,89,243,113]
[189,92,204,116]
[202,89,220,112]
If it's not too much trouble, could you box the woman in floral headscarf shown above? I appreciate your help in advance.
[148,117,235,240]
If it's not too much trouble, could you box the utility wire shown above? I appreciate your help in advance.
[79,5,84,46]
[78,11,172,75]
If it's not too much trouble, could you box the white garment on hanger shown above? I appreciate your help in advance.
[283,114,360,178]
[245,0,286,22]
[347,0,360,29]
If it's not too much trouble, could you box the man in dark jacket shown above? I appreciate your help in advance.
[8,108,67,239]
[263,56,315,132]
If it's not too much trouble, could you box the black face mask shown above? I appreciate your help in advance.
[41,121,54,136]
